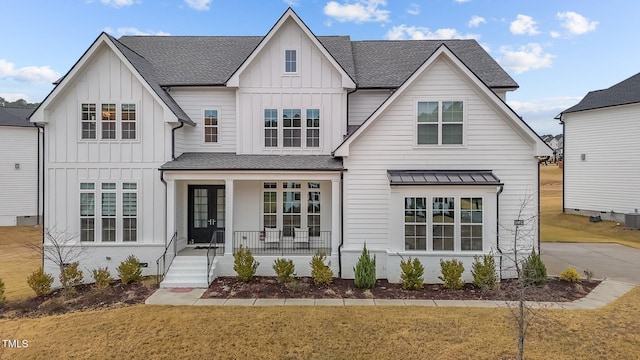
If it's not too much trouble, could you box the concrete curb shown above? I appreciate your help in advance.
[145,279,636,309]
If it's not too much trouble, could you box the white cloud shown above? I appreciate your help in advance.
[508,97,582,114]
[184,0,212,11]
[468,15,486,27]
[557,11,598,35]
[386,25,479,40]
[104,27,171,36]
[99,0,134,7]
[497,43,554,74]
[407,3,420,15]
[453,0,470,3]
[283,0,299,5]
[550,31,561,38]
[323,0,390,23]
[0,93,31,102]
[510,14,540,35]
[0,59,60,83]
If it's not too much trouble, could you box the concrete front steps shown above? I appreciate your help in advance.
[160,255,213,288]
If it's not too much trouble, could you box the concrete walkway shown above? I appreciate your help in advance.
[145,279,635,309]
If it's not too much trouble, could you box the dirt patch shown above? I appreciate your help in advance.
[203,276,600,302]
[0,280,158,319]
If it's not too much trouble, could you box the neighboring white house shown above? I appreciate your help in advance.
[30,8,551,287]
[0,107,41,226]
[558,72,640,224]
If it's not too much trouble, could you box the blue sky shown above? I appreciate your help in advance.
[1,0,638,135]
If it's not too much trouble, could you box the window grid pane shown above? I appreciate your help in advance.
[263,191,277,228]
[461,197,482,251]
[81,103,97,140]
[404,197,427,250]
[121,104,136,140]
[264,109,278,147]
[283,191,301,236]
[432,197,454,251]
[308,191,321,236]
[204,110,218,143]
[123,191,137,242]
[306,109,320,147]
[193,189,208,228]
[80,185,95,242]
[101,104,116,139]
[283,109,301,147]
[285,50,297,73]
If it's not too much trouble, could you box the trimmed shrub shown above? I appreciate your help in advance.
[354,244,376,289]
[400,257,424,290]
[0,277,5,305]
[438,259,465,290]
[310,250,333,285]
[234,245,259,282]
[61,262,84,289]
[521,250,547,286]
[273,258,295,283]
[560,267,580,282]
[27,268,54,296]
[117,255,143,284]
[92,267,113,288]
[471,253,498,290]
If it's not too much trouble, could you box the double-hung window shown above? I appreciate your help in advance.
[417,101,464,145]
[80,183,96,242]
[101,104,117,140]
[461,198,483,250]
[282,182,302,236]
[264,109,278,147]
[204,109,219,143]
[101,183,117,242]
[81,104,97,139]
[263,182,278,228]
[283,109,302,147]
[285,50,297,73]
[121,104,136,140]
[122,183,138,242]
[80,182,139,242]
[306,109,320,147]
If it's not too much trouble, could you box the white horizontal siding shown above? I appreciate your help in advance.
[0,126,39,225]
[170,88,237,155]
[343,57,539,259]
[563,104,640,213]
[348,89,391,126]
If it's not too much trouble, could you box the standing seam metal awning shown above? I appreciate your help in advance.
[387,170,502,186]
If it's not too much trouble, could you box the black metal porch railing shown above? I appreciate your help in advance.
[233,230,331,255]
[207,230,224,284]
[155,231,177,284]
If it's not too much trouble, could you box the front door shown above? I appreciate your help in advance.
[188,185,225,244]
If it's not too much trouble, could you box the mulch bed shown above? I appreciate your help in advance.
[203,276,601,302]
[0,280,158,319]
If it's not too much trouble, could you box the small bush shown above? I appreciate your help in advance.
[310,250,333,285]
[27,268,54,296]
[438,259,465,290]
[92,267,113,288]
[521,250,547,286]
[0,277,6,305]
[234,245,259,282]
[354,244,376,289]
[117,255,143,284]
[273,258,295,283]
[61,262,84,289]
[583,269,594,281]
[560,267,580,282]
[400,257,424,290]
[471,253,498,290]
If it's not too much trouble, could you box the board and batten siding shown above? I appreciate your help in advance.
[42,43,169,245]
[342,57,539,260]
[563,103,640,214]
[171,87,237,156]
[237,18,347,155]
[0,126,39,225]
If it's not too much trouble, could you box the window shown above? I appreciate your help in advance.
[282,182,302,236]
[81,104,97,139]
[101,104,116,140]
[122,183,137,242]
[264,109,278,147]
[204,109,219,143]
[308,183,321,236]
[306,109,320,147]
[262,182,321,236]
[263,182,277,228]
[285,50,297,73]
[101,183,117,242]
[121,104,136,140]
[80,183,95,242]
[403,196,483,252]
[283,109,301,147]
[417,101,464,145]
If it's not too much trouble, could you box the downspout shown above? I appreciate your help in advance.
[160,169,167,249]
[35,123,45,268]
[496,184,504,279]
[561,119,566,214]
[338,169,344,278]
[537,158,548,254]
[171,121,185,160]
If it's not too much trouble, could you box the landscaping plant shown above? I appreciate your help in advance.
[234,245,259,282]
[521,250,547,286]
[27,268,54,296]
[560,267,580,282]
[354,243,376,289]
[117,255,143,284]
[61,262,84,290]
[273,258,295,283]
[471,253,498,290]
[310,250,333,285]
[92,267,113,288]
[400,257,424,290]
[438,259,465,290]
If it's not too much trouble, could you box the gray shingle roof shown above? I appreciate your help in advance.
[0,107,35,127]
[562,72,640,114]
[387,170,502,186]
[161,152,343,171]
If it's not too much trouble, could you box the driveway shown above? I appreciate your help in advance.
[541,243,640,285]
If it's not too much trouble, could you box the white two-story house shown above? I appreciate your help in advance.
[31,9,551,287]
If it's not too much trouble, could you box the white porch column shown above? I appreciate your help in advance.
[331,178,341,256]
[225,179,234,255]
[166,177,176,254]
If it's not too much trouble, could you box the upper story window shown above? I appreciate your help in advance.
[204,109,219,143]
[264,108,320,149]
[81,103,137,141]
[264,109,278,148]
[306,109,320,148]
[283,109,301,147]
[285,50,297,73]
[417,101,464,145]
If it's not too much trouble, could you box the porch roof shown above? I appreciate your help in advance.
[387,170,502,186]
[161,152,343,171]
